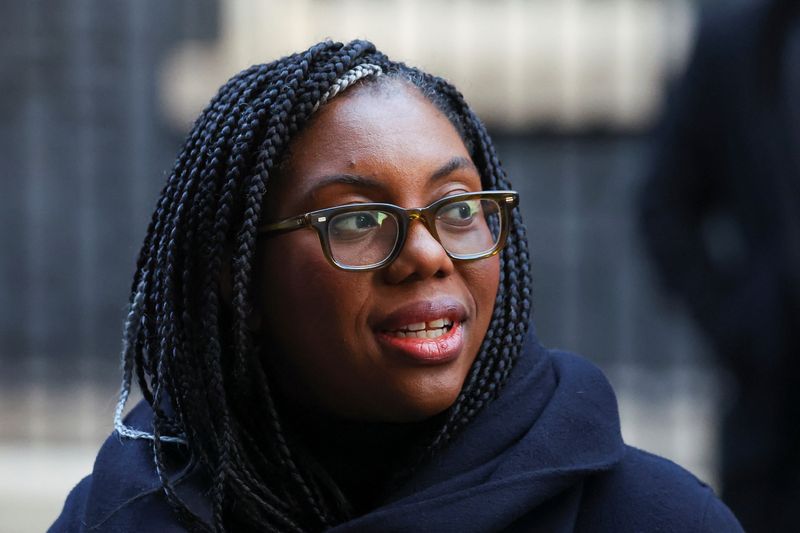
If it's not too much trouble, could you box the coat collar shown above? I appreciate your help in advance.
[331,330,625,531]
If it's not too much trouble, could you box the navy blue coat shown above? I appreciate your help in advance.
[50,331,742,532]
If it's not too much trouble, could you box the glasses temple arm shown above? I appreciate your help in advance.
[258,214,309,235]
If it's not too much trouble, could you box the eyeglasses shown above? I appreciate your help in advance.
[258,190,519,271]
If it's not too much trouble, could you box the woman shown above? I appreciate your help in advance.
[51,40,741,532]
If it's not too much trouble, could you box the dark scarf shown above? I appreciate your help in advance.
[50,329,635,532]
[280,396,448,517]
[328,329,625,531]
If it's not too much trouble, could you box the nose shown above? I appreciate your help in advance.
[382,219,455,284]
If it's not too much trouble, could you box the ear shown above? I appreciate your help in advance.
[219,250,263,332]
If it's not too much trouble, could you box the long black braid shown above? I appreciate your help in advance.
[116,39,532,532]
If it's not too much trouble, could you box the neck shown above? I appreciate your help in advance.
[281,399,447,516]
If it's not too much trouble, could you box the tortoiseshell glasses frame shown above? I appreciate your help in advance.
[257,190,519,272]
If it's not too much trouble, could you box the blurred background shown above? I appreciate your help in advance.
[1,0,787,531]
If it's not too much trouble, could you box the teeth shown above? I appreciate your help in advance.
[390,327,447,339]
[388,318,456,339]
[426,328,446,338]
[401,318,453,331]
[428,318,446,328]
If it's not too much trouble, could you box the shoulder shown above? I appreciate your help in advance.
[48,402,209,532]
[578,445,742,532]
[49,474,185,533]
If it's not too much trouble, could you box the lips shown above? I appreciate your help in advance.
[372,298,467,364]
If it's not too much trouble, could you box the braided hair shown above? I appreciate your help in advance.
[115,39,532,532]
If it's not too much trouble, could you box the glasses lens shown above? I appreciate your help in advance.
[328,210,399,268]
[435,198,503,257]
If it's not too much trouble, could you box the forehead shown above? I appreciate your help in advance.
[272,80,476,208]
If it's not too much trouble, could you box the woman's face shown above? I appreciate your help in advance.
[257,81,500,422]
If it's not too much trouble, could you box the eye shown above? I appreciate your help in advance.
[437,200,481,227]
[330,211,389,240]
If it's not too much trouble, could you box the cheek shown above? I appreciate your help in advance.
[255,235,385,417]
[256,233,371,349]
[259,235,323,312]
[462,256,501,321]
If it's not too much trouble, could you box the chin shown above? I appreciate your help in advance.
[384,364,474,422]
[377,382,463,423]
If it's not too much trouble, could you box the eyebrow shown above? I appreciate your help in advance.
[307,156,479,201]
[430,156,478,182]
